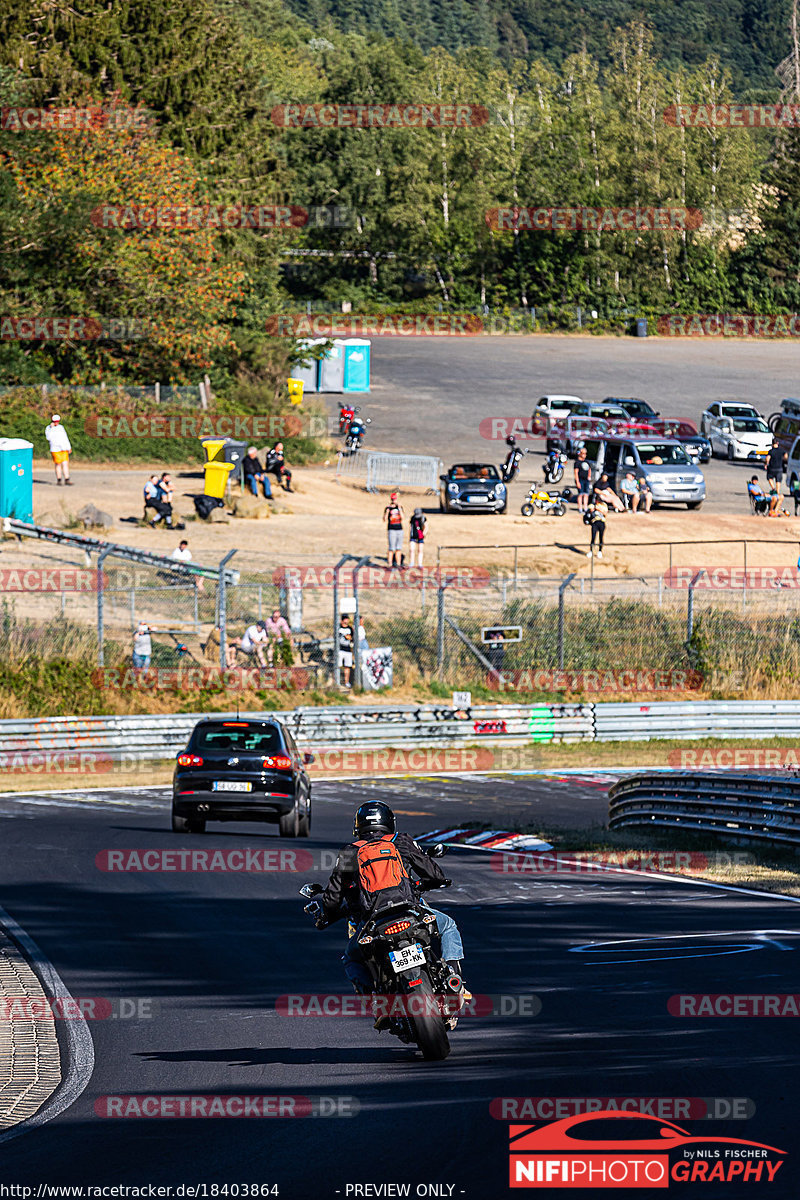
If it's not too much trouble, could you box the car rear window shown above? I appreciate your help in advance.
[194,724,285,753]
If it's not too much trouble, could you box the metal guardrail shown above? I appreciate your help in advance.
[0,703,593,764]
[365,452,442,493]
[594,700,800,741]
[609,772,800,849]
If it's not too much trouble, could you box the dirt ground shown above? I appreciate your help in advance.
[24,457,800,580]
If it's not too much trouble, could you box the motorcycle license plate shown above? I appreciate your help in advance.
[388,944,425,973]
[213,781,252,792]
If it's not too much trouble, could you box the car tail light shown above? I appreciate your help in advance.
[177,754,203,767]
[262,755,292,770]
[222,722,248,727]
[383,920,411,935]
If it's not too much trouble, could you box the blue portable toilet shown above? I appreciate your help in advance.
[342,339,371,392]
[0,438,33,521]
[318,339,345,392]
[292,338,325,392]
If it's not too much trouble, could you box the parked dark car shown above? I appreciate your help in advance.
[439,463,507,513]
[607,397,660,421]
[172,717,313,836]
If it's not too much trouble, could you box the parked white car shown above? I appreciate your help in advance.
[699,401,762,435]
[707,413,772,461]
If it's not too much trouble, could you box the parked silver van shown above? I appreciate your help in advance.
[580,436,706,508]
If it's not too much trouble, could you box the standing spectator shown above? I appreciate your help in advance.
[242,446,272,498]
[132,621,154,671]
[766,439,787,515]
[227,620,268,669]
[338,614,354,688]
[266,442,293,492]
[586,493,608,559]
[171,538,204,592]
[358,619,369,653]
[485,628,506,676]
[574,447,592,514]
[264,608,292,665]
[409,508,426,567]
[384,492,405,569]
[44,414,72,485]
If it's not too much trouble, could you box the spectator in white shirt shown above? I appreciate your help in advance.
[227,620,268,668]
[44,414,72,485]
[171,540,192,562]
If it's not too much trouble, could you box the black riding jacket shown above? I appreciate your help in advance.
[320,831,447,924]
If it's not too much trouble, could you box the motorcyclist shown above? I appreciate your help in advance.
[312,801,468,1016]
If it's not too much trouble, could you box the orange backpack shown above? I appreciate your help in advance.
[353,834,412,907]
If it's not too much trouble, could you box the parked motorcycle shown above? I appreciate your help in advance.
[521,485,567,517]
[339,403,356,434]
[543,448,567,484]
[344,410,371,453]
[500,436,528,484]
[300,844,458,1061]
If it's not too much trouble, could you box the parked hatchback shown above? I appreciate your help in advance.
[440,463,507,512]
[172,717,313,836]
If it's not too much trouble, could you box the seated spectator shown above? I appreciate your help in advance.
[748,476,770,515]
[265,442,293,492]
[227,620,268,669]
[143,474,160,519]
[148,472,184,529]
[619,472,640,511]
[594,472,626,512]
[637,476,653,513]
[242,446,273,499]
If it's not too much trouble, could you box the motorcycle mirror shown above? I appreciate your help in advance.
[366,418,371,424]
[427,843,449,858]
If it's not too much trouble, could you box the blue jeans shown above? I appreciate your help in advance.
[247,475,272,499]
[132,653,150,670]
[342,904,464,990]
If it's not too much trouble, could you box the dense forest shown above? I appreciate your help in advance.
[0,0,799,393]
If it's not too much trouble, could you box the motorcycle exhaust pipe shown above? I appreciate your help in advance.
[197,803,210,813]
[446,974,462,992]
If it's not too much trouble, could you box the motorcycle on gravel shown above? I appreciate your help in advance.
[299,844,459,1061]
[339,403,356,434]
[543,448,567,484]
[521,485,568,517]
[343,408,371,454]
[500,436,528,484]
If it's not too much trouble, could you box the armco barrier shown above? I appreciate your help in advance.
[0,703,593,765]
[609,772,800,849]
[593,700,800,741]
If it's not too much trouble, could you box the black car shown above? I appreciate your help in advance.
[606,397,660,421]
[439,463,507,513]
[172,717,313,836]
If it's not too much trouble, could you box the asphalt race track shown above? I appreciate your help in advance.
[0,773,797,1197]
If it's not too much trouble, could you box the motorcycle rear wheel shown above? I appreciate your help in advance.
[406,970,450,1061]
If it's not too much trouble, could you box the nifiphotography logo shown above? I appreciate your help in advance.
[507,1111,786,1187]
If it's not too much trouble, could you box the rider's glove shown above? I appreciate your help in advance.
[440,878,453,888]
[304,899,324,920]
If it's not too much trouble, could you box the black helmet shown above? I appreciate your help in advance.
[506,435,516,447]
[353,801,395,840]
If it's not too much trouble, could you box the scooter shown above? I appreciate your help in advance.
[344,410,371,453]
[500,441,528,484]
[543,448,567,484]
[521,485,568,517]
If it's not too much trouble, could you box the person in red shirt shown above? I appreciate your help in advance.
[383,492,405,569]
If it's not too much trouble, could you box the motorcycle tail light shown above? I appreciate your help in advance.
[177,754,203,767]
[262,755,292,770]
[383,920,411,935]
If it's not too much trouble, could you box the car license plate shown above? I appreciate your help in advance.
[213,781,252,792]
[388,944,425,973]
[467,495,487,503]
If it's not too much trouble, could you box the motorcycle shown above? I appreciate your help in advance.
[300,844,458,1061]
[543,448,567,484]
[500,446,528,484]
[344,410,371,453]
[339,404,356,434]
[521,485,568,517]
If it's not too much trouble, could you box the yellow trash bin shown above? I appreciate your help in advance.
[203,460,234,499]
[287,378,304,406]
[201,438,227,464]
